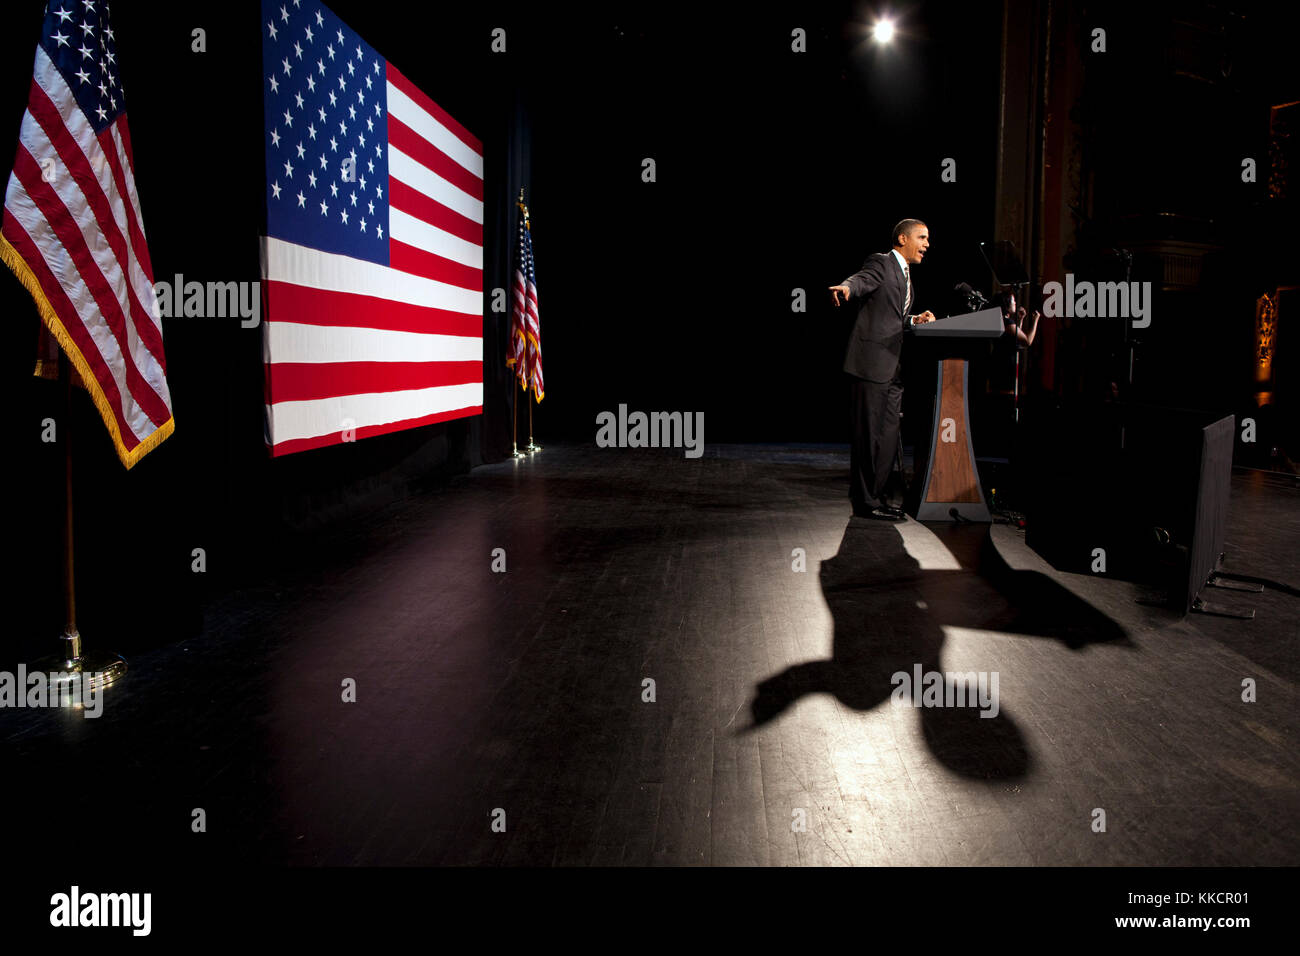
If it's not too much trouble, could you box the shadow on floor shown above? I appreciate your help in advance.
[744,519,1131,780]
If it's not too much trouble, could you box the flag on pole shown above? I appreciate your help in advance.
[259,0,484,457]
[506,206,528,390]
[507,206,543,401]
[0,0,173,469]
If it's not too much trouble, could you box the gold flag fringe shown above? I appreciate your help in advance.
[0,233,173,469]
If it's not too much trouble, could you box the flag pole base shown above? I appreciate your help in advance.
[31,630,127,695]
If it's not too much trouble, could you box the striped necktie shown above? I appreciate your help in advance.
[904,263,912,314]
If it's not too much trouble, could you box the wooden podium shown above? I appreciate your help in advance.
[908,307,1004,522]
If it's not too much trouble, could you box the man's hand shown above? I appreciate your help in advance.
[829,285,851,307]
[913,310,937,325]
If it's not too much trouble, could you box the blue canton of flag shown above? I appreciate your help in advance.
[43,0,125,133]
[261,0,390,265]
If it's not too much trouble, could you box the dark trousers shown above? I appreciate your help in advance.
[850,375,902,508]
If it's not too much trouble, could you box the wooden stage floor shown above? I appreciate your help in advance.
[2,445,1296,866]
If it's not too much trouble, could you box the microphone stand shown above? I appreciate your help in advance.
[1009,281,1029,424]
[1119,249,1133,392]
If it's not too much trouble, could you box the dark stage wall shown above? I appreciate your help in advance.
[2,1,1295,660]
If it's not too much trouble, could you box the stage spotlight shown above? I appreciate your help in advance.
[872,18,896,43]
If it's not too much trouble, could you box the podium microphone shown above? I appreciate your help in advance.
[954,282,989,309]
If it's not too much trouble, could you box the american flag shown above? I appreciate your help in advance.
[260,0,483,456]
[507,208,543,401]
[0,0,172,469]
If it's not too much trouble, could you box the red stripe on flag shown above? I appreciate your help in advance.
[265,360,484,402]
[387,179,482,248]
[117,113,136,170]
[385,64,483,155]
[98,124,156,290]
[14,149,171,428]
[2,207,137,447]
[269,405,484,457]
[263,280,481,337]
[390,238,482,291]
[387,115,484,201]
[26,83,165,365]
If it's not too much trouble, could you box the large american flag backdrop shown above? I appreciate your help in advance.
[1,0,172,469]
[260,0,483,456]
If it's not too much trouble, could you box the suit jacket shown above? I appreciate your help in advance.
[840,252,914,383]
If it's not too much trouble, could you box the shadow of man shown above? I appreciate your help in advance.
[746,519,1129,780]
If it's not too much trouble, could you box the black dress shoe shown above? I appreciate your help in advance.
[868,506,905,520]
[881,504,907,518]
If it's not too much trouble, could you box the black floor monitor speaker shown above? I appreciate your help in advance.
[1022,402,1234,615]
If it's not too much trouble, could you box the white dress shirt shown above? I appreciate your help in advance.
[891,248,916,325]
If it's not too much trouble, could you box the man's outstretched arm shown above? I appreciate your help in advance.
[829,256,888,307]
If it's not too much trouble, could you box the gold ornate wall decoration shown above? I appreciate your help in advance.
[1269,102,1296,202]
[1255,291,1277,381]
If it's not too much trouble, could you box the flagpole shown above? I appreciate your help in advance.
[61,350,77,660]
[526,399,540,453]
[510,376,523,458]
[33,351,126,697]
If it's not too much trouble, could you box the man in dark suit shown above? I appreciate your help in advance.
[828,219,936,520]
